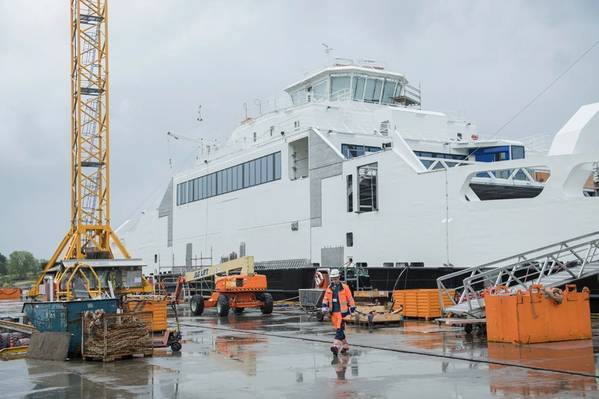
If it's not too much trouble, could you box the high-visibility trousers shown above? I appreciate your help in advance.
[331,312,344,329]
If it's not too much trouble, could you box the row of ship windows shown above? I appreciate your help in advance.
[341,144,382,159]
[413,151,467,160]
[176,152,282,206]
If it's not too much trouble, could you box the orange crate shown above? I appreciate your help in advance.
[486,284,591,344]
[0,287,21,300]
[392,289,453,319]
[125,299,168,332]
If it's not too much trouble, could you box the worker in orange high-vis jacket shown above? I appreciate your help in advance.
[321,269,356,356]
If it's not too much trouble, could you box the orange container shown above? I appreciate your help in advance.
[125,299,168,332]
[392,289,453,319]
[0,287,21,300]
[486,284,591,344]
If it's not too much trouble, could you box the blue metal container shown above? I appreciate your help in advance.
[22,299,118,356]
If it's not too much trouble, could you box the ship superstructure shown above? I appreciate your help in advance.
[118,59,599,293]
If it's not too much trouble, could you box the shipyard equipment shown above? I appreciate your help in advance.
[124,296,182,352]
[22,298,119,355]
[175,257,273,317]
[437,231,599,334]
[437,231,599,318]
[29,0,151,300]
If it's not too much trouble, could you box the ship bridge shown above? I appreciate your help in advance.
[285,59,421,108]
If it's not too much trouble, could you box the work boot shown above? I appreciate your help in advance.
[341,339,349,354]
[330,346,339,356]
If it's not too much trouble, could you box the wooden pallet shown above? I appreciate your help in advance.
[83,349,153,362]
[344,305,403,325]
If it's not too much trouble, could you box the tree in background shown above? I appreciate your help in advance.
[7,251,38,278]
[0,253,7,275]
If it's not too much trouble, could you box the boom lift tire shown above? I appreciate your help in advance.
[216,294,230,317]
[190,295,205,316]
[170,341,182,352]
[260,293,273,315]
[234,307,245,315]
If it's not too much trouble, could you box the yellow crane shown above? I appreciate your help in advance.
[30,0,148,298]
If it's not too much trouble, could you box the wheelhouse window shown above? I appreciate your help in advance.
[364,77,383,103]
[352,76,366,101]
[381,79,398,105]
[291,89,307,105]
[288,71,421,108]
[358,162,378,212]
[312,79,327,102]
[330,75,351,101]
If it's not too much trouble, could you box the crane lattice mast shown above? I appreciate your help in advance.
[32,0,128,296]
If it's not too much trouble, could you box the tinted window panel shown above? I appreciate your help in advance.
[237,166,243,189]
[232,167,237,191]
[243,163,250,187]
[216,172,221,195]
[255,159,262,184]
[249,161,256,186]
[267,154,274,181]
[261,157,268,183]
[274,152,281,179]
[352,76,365,101]
[211,174,217,196]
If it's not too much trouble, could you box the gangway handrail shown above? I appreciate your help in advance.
[437,230,599,316]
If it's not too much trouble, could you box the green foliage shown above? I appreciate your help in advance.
[0,252,7,275]
[7,251,38,278]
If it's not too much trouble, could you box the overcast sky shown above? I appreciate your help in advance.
[1,0,598,259]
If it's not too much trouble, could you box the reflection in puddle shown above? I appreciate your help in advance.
[331,354,350,382]
[25,359,155,398]
[213,335,266,376]
[488,340,598,397]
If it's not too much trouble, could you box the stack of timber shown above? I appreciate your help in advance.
[82,310,153,362]
[393,289,454,320]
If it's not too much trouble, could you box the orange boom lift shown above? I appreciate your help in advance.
[175,257,273,317]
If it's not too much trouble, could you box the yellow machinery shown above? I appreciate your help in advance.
[54,262,102,301]
[175,257,274,317]
[30,0,151,299]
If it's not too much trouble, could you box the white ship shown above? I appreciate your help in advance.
[118,59,599,295]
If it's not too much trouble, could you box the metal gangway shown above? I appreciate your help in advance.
[437,231,599,318]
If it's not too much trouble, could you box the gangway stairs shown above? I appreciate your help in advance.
[437,231,599,318]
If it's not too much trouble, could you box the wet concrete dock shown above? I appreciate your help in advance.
[1,305,599,398]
